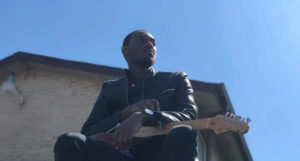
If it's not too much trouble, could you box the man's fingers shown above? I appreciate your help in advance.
[112,132,119,148]
[117,132,131,150]
[113,126,132,150]
[144,101,155,111]
[145,99,159,111]
[138,101,149,111]
[121,129,129,145]
[149,99,160,111]
[138,99,160,111]
[113,113,144,150]
[114,127,124,148]
[124,128,135,147]
[152,99,160,111]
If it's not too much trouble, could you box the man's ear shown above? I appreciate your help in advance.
[122,46,128,58]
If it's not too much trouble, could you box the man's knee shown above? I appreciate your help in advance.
[166,125,197,145]
[168,125,196,138]
[54,133,87,155]
[159,125,198,161]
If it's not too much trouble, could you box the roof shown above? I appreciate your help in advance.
[0,51,124,77]
[0,51,252,161]
[0,51,226,93]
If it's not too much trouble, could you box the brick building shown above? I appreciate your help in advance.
[0,52,252,161]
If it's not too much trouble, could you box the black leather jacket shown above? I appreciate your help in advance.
[81,68,198,136]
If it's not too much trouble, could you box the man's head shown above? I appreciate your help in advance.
[122,30,157,68]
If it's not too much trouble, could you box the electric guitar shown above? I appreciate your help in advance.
[89,113,250,148]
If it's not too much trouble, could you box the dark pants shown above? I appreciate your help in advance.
[54,125,198,161]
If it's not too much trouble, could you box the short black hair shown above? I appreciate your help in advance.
[122,30,148,47]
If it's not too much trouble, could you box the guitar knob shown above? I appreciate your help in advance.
[225,112,230,117]
[235,115,242,120]
[246,117,252,123]
[242,117,246,122]
[230,113,235,118]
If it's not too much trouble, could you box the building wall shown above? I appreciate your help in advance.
[0,66,115,161]
[0,61,249,161]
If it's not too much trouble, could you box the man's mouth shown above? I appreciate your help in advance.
[144,48,155,56]
[146,51,155,57]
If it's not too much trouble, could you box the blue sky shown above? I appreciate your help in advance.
[1,0,299,160]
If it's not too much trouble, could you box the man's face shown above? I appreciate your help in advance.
[123,31,157,68]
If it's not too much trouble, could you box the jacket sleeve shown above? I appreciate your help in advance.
[81,82,120,136]
[158,72,198,123]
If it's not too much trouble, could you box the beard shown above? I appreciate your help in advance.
[131,57,155,68]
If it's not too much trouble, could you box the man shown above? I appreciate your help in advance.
[54,30,199,161]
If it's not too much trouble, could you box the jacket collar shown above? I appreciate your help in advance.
[123,67,157,80]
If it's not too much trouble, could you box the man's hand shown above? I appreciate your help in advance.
[120,99,160,121]
[89,133,114,146]
[113,112,147,150]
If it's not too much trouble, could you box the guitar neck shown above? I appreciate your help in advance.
[135,118,210,137]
